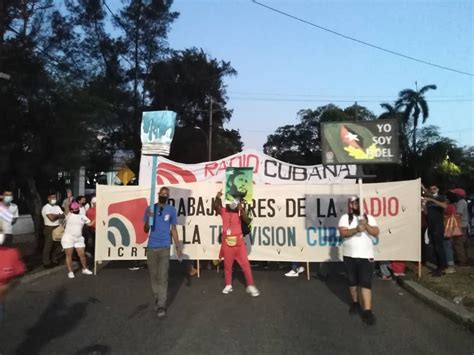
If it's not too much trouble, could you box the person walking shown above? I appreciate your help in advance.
[213,190,260,297]
[143,187,182,318]
[338,196,380,325]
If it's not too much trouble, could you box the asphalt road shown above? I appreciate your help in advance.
[1,262,473,355]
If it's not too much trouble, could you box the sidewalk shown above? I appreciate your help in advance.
[10,233,65,283]
[399,243,474,332]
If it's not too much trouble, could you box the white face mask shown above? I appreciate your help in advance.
[3,196,13,203]
[229,199,239,210]
[91,197,97,205]
[50,199,57,205]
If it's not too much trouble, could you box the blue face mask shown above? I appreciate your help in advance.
[3,196,13,203]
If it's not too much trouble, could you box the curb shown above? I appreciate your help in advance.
[20,265,66,284]
[397,277,474,333]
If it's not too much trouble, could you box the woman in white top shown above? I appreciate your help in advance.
[62,201,93,278]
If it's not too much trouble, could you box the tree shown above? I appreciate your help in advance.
[146,48,241,162]
[395,84,437,156]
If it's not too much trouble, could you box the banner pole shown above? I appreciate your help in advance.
[306,262,310,281]
[149,155,158,226]
[418,261,421,278]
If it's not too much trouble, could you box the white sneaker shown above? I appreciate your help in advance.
[222,285,233,294]
[82,268,93,275]
[246,285,260,297]
[297,266,305,274]
[68,272,75,279]
[445,267,456,274]
[285,270,299,277]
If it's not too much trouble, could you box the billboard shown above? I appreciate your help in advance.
[321,119,400,165]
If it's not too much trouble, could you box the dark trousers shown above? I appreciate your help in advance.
[452,227,469,265]
[42,226,61,266]
[428,226,447,270]
[3,234,13,247]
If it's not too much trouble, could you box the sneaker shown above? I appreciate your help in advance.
[297,266,305,274]
[445,267,456,274]
[129,267,141,271]
[361,310,376,325]
[379,275,392,281]
[246,285,260,297]
[284,270,299,277]
[393,272,406,277]
[68,272,75,279]
[82,268,93,275]
[222,285,233,294]
[156,307,166,318]
[349,302,361,315]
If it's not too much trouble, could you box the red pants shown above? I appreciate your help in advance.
[391,261,406,274]
[221,240,255,286]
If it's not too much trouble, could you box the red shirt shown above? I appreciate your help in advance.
[86,207,96,230]
[220,207,243,236]
[0,247,26,284]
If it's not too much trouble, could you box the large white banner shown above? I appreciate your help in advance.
[96,180,421,262]
[139,149,356,186]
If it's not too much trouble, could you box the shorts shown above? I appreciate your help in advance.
[343,256,375,289]
[61,234,86,249]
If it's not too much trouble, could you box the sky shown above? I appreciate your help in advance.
[163,0,474,151]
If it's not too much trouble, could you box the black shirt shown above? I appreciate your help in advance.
[426,194,446,229]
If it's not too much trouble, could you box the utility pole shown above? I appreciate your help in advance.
[208,96,213,161]
[354,101,358,121]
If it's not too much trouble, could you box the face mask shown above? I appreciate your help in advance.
[72,210,80,214]
[91,197,97,205]
[50,199,57,205]
[229,199,239,210]
[3,196,13,203]
[432,191,439,197]
[158,196,168,204]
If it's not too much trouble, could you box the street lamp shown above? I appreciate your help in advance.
[194,126,210,161]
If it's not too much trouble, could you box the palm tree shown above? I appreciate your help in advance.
[395,84,437,155]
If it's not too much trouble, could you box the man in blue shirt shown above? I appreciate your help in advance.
[144,186,182,318]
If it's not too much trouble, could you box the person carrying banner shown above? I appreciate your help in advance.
[143,186,182,318]
[338,196,379,325]
[214,190,260,297]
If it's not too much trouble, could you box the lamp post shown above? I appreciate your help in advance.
[194,126,210,161]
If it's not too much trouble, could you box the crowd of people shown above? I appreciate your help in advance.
[0,182,471,327]
[421,184,470,276]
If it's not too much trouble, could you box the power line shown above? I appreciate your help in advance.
[251,0,474,77]
[229,91,473,99]
[229,96,474,103]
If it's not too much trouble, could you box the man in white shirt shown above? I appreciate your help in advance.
[41,193,65,268]
[1,191,19,247]
[338,196,380,326]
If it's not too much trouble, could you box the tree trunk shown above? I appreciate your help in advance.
[24,176,43,251]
